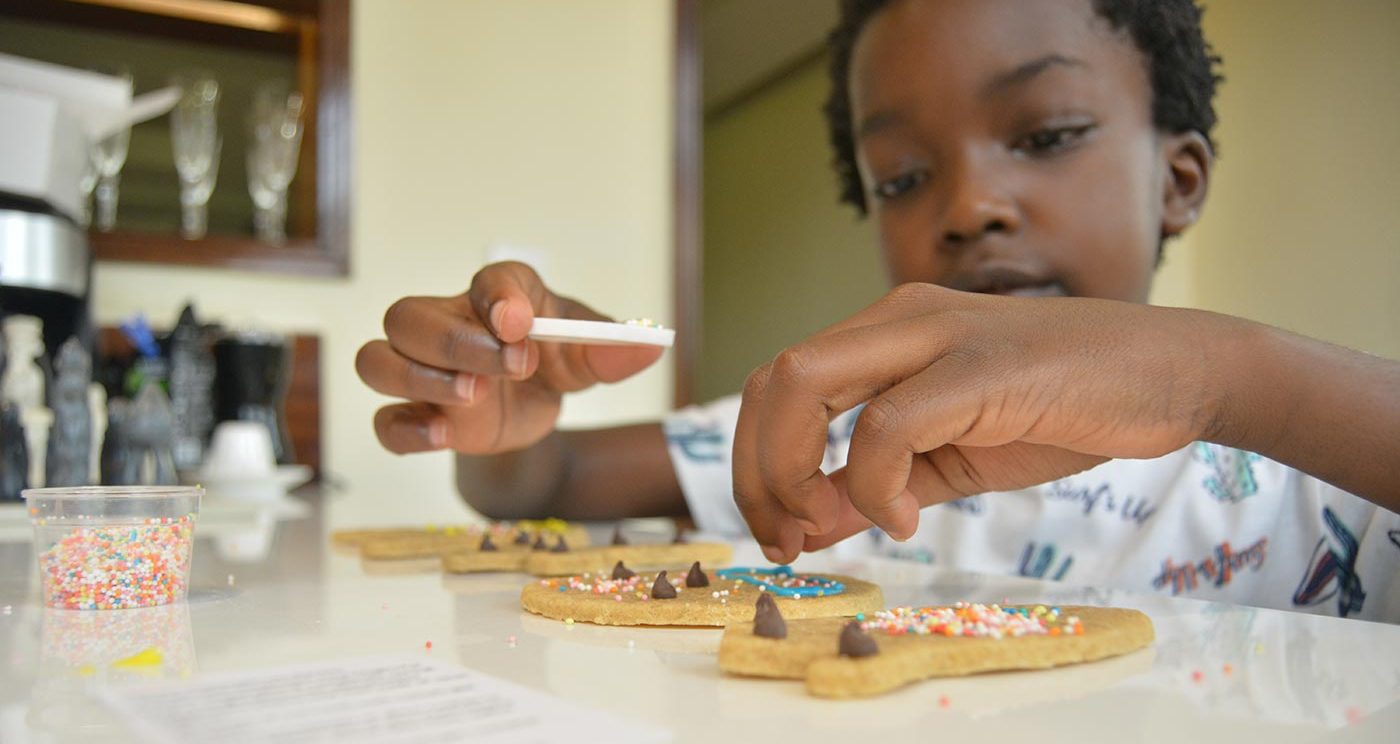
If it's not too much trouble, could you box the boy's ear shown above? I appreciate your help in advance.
[1160,131,1213,238]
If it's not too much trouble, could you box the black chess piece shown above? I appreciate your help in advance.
[0,330,29,501]
[102,384,178,486]
[101,398,134,486]
[46,337,91,487]
[168,304,215,472]
[0,402,28,501]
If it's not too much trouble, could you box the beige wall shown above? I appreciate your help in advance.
[701,0,1399,405]
[91,0,675,526]
[700,60,887,402]
[1174,0,1400,360]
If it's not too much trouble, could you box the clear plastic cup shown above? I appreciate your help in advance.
[24,486,202,610]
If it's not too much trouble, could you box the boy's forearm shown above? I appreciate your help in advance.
[1207,315,1400,511]
[454,423,688,521]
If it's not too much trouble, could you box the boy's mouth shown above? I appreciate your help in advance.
[948,266,1068,298]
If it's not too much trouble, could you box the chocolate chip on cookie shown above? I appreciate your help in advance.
[839,621,878,658]
[753,592,787,639]
[651,570,678,599]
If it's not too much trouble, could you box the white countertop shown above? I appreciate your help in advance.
[1,489,1397,742]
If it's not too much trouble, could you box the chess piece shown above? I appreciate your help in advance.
[101,398,134,485]
[127,382,178,485]
[168,304,215,471]
[1,315,44,411]
[2,315,52,487]
[0,401,28,501]
[46,338,92,487]
[102,383,178,486]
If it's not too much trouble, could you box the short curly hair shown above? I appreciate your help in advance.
[825,0,1223,214]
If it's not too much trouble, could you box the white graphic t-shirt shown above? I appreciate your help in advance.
[664,396,1400,624]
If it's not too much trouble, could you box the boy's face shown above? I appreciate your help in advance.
[851,0,1189,302]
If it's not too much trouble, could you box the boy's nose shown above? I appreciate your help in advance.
[940,165,1020,249]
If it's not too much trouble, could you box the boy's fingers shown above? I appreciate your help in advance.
[733,362,806,563]
[373,402,448,454]
[383,297,539,380]
[754,317,956,537]
[467,262,549,343]
[356,340,481,406]
[800,459,973,552]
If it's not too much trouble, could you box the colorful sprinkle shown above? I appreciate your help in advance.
[37,514,196,610]
[938,695,951,708]
[858,604,1083,639]
[425,641,433,650]
[1191,670,1204,683]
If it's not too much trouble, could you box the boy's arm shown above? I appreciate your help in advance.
[1211,319,1400,511]
[455,422,688,521]
[729,284,1400,563]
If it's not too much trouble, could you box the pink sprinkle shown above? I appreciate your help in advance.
[1222,663,1233,676]
[425,641,433,651]
[1191,670,1204,683]
[1345,707,1364,725]
[507,635,517,645]
[938,695,950,708]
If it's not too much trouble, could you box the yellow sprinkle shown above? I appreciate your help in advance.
[76,664,96,678]
[564,618,575,625]
[444,526,459,536]
[112,647,164,669]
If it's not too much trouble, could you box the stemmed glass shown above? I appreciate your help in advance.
[90,67,132,232]
[246,81,304,245]
[170,73,221,239]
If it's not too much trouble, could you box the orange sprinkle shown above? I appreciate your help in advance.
[1049,627,1061,636]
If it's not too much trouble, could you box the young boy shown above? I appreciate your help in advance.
[356,0,1400,622]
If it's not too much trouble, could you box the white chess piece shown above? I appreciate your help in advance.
[1,315,45,410]
[2,316,51,487]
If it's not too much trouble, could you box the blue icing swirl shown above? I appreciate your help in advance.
[714,566,845,597]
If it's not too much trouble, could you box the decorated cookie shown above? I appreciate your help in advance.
[520,565,883,627]
[719,601,1155,698]
[444,540,734,576]
[335,520,590,561]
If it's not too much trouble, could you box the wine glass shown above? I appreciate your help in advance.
[90,67,132,232]
[246,81,304,244]
[170,72,221,239]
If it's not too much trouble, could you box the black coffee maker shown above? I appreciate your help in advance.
[213,331,295,464]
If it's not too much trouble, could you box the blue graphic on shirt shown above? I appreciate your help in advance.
[664,423,727,463]
[1043,481,1157,526]
[1292,507,1366,618]
[1018,542,1073,581]
[943,495,985,515]
[1192,443,1260,503]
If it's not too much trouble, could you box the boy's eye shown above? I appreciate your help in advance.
[1013,124,1094,156]
[873,169,929,201]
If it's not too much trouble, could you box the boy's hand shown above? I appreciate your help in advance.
[356,261,664,455]
[734,283,1229,564]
